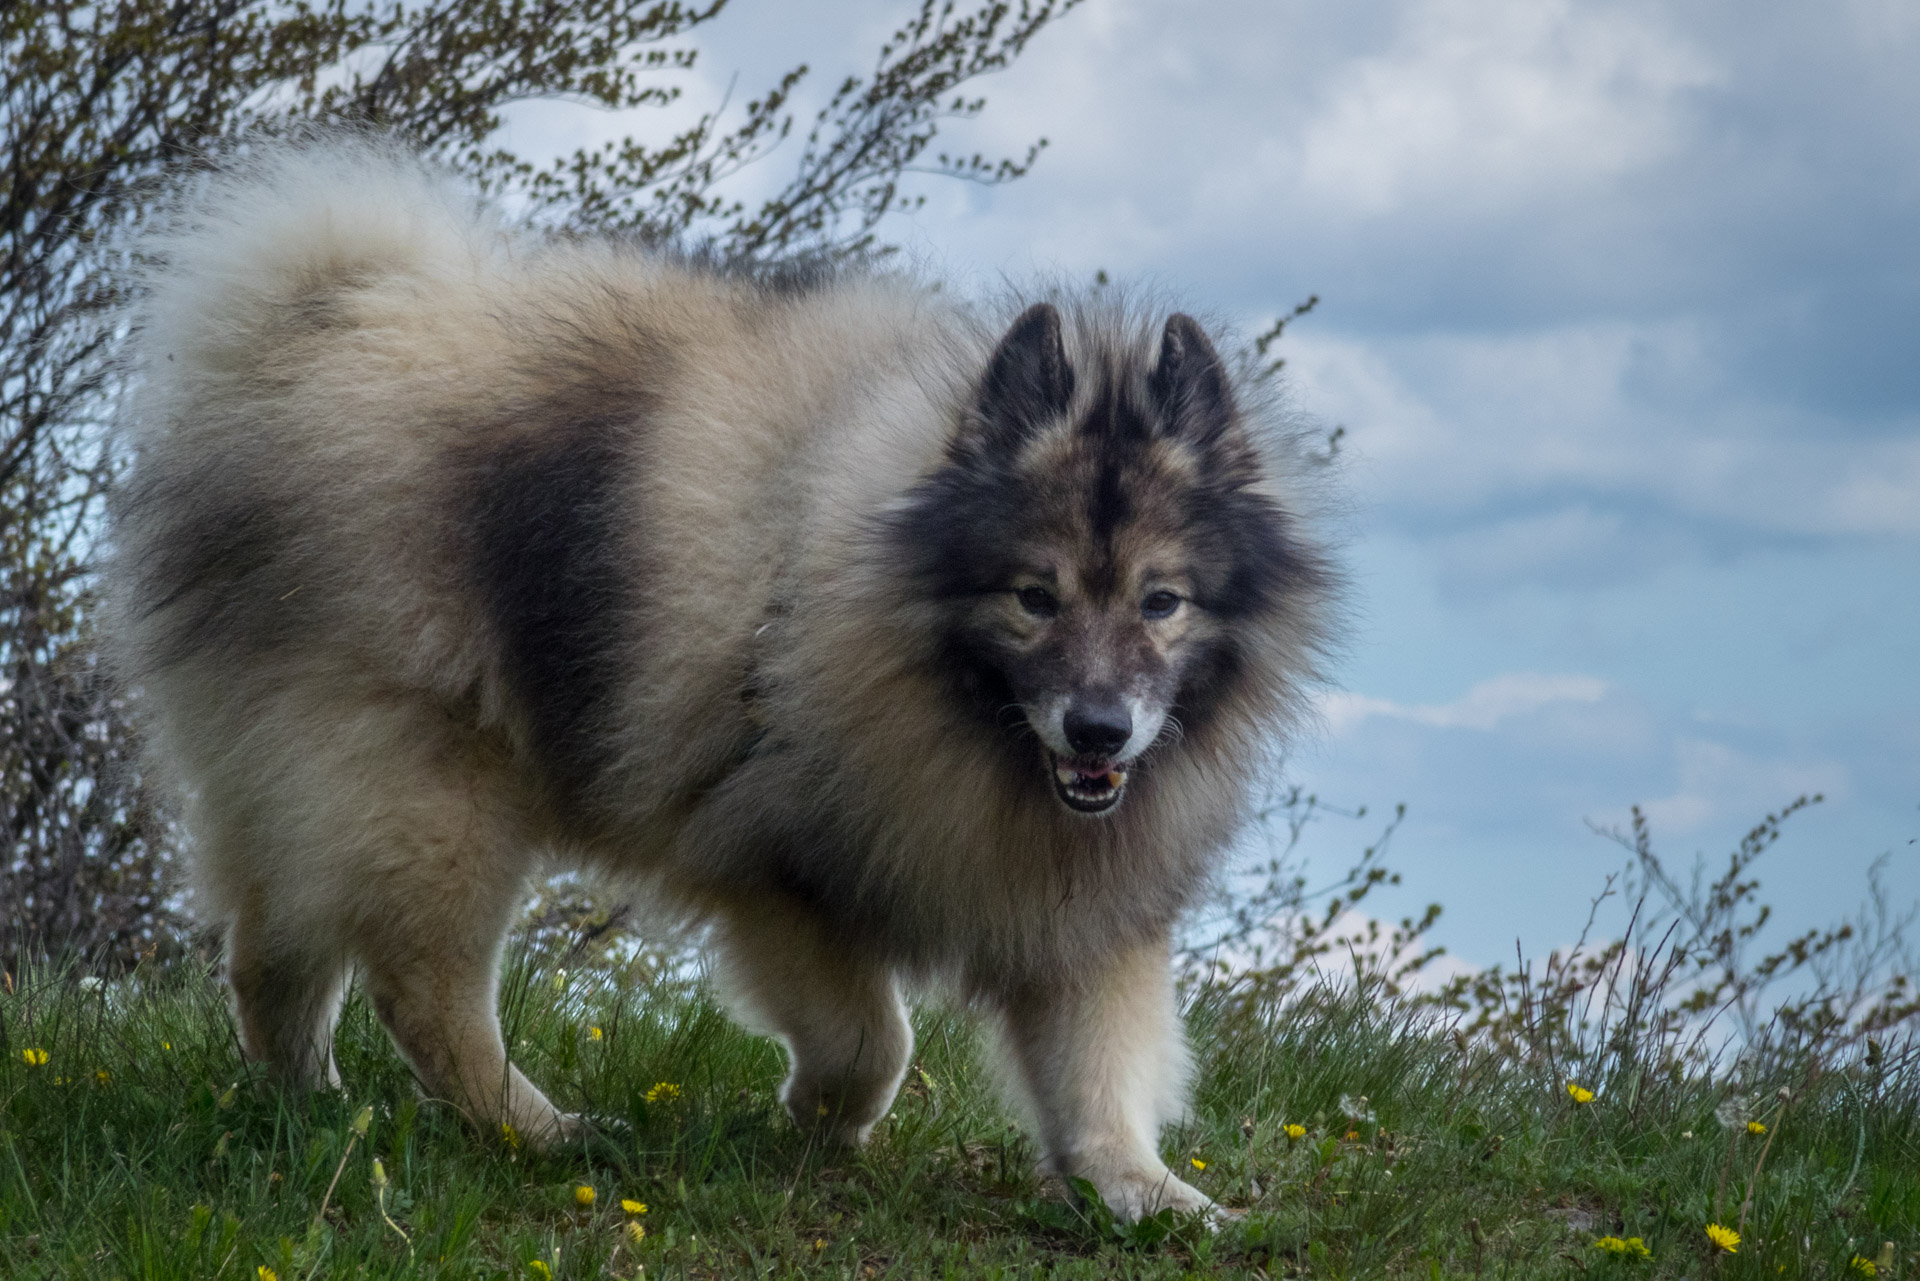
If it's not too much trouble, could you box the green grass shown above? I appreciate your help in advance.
[2,955,1916,1279]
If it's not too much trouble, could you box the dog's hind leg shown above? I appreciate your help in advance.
[226,894,349,1090]
[349,804,579,1149]
[710,900,912,1147]
[245,696,578,1148]
[990,933,1216,1222]
[192,801,348,1090]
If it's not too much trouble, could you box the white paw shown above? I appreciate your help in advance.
[511,1108,587,1150]
[1080,1164,1221,1224]
[780,1075,887,1147]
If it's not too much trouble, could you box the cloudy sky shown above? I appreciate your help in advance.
[517,0,1920,966]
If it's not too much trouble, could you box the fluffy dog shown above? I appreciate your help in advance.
[108,137,1337,1220]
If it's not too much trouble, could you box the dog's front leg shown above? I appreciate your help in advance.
[709,897,913,1147]
[994,934,1217,1222]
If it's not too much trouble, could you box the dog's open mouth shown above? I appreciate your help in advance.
[1050,752,1128,815]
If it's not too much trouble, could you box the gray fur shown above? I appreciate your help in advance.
[106,135,1340,1220]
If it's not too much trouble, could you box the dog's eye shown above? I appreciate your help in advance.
[1141,590,1181,619]
[1015,585,1058,617]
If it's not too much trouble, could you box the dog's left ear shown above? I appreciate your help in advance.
[1148,313,1232,444]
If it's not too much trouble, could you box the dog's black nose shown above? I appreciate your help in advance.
[1063,700,1132,756]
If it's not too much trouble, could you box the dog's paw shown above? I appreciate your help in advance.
[1078,1164,1222,1225]
[779,1074,890,1148]
[781,1094,881,1147]
[507,1107,589,1152]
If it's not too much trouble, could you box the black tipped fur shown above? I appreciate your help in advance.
[1148,313,1232,445]
[890,309,1331,747]
[463,423,630,807]
[970,303,1076,454]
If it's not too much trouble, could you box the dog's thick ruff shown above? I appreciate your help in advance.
[108,136,1339,1220]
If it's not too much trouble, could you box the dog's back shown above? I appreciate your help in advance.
[113,138,958,869]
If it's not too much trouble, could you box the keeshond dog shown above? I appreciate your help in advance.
[107,138,1337,1220]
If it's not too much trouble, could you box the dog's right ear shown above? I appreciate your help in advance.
[965,303,1075,455]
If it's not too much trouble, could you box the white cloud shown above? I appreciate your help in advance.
[1633,738,1850,837]
[1290,0,1720,219]
[1287,323,1920,555]
[1324,672,1608,735]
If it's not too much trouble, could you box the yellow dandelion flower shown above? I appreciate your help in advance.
[94,1069,111,1085]
[1705,1223,1739,1253]
[258,1267,278,1281]
[1850,1257,1876,1277]
[527,1261,551,1280]
[813,1238,827,1251]
[1190,1157,1206,1171]
[625,1221,646,1246]
[1593,1236,1650,1258]
[1283,1123,1307,1140]
[162,1041,171,1051]
[644,1082,680,1104]
[621,1199,647,1215]
[20,1048,48,1066]
[1747,1120,1767,1135]
[588,1026,603,1041]
[500,1122,521,1149]
[1566,1082,1595,1104]
[575,1184,596,1207]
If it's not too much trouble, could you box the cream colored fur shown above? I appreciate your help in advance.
[108,136,1336,1220]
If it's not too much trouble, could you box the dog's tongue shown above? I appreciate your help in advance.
[1072,761,1111,781]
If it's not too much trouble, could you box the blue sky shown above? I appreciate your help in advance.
[513,0,1920,967]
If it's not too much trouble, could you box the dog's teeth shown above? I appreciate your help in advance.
[1056,767,1076,786]
[1109,770,1126,788]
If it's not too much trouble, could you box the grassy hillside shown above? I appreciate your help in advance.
[2,950,1915,1280]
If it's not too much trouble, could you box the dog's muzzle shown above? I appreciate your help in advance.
[1048,750,1128,815]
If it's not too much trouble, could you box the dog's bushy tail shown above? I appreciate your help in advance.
[122,132,506,450]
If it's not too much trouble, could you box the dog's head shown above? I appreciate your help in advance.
[892,302,1325,817]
